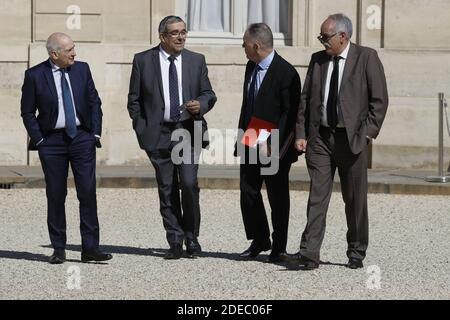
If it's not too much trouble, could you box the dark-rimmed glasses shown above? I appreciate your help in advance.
[317,32,338,45]
[164,30,188,38]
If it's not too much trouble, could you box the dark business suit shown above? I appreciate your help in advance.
[236,52,301,254]
[21,60,103,251]
[296,43,389,263]
[127,46,216,246]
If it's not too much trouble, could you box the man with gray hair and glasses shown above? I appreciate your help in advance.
[283,14,388,270]
[128,16,216,260]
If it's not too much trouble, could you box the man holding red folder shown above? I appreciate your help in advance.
[234,23,301,263]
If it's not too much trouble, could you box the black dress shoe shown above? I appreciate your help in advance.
[185,238,202,256]
[239,239,271,259]
[280,252,319,270]
[164,244,183,260]
[81,249,113,262]
[347,258,364,269]
[49,249,66,264]
[301,259,320,271]
[267,251,286,263]
[279,252,302,263]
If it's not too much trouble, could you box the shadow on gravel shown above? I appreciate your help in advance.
[1,247,349,269]
[42,244,266,262]
[39,245,350,269]
[0,250,49,262]
[319,261,348,267]
[277,260,348,272]
[42,244,150,256]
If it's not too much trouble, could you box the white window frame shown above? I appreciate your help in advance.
[175,0,292,46]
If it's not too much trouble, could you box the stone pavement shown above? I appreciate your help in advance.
[0,165,450,195]
[0,165,449,300]
[0,188,449,300]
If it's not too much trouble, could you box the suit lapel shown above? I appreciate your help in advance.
[66,65,80,113]
[255,54,277,104]
[239,62,254,128]
[340,43,358,92]
[44,60,58,104]
[152,47,165,101]
[181,50,189,102]
[244,62,254,98]
[320,54,330,99]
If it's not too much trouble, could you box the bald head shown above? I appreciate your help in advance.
[46,33,72,54]
[46,32,76,68]
[242,23,274,63]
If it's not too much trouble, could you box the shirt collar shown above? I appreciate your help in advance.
[336,42,351,60]
[258,50,275,71]
[49,59,61,72]
[159,47,181,61]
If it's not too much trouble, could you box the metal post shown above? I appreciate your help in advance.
[426,93,450,183]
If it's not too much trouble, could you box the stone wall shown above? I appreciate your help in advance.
[1,0,449,168]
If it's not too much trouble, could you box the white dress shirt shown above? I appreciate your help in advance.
[247,50,275,95]
[36,60,86,146]
[49,59,81,129]
[322,42,351,128]
[159,48,190,122]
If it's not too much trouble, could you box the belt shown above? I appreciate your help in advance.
[49,125,88,134]
[163,121,189,129]
[320,126,346,133]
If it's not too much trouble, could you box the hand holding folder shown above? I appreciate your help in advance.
[241,117,277,148]
[241,116,298,160]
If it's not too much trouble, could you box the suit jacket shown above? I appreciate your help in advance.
[296,43,389,154]
[21,60,102,150]
[127,46,217,152]
[235,51,301,163]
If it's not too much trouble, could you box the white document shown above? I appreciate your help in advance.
[255,129,271,147]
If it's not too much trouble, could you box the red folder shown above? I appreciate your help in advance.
[241,116,277,148]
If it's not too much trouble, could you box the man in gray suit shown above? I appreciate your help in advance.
[288,13,388,270]
[127,15,216,259]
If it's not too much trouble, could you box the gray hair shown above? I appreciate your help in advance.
[159,15,185,34]
[245,23,273,49]
[46,32,71,54]
[328,13,353,39]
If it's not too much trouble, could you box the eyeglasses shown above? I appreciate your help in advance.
[164,30,188,38]
[317,32,338,45]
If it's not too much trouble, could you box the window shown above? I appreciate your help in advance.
[175,0,292,45]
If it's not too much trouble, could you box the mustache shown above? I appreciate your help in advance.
[323,42,332,49]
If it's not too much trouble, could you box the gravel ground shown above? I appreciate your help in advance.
[0,188,449,300]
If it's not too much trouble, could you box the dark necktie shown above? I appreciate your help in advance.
[59,69,77,138]
[168,55,181,122]
[327,56,342,129]
[244,65,262,128]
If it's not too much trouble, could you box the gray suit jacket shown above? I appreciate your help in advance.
[296,43,388,154]
[127,46,217,151]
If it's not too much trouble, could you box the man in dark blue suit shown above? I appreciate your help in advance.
[21,32,112,264]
